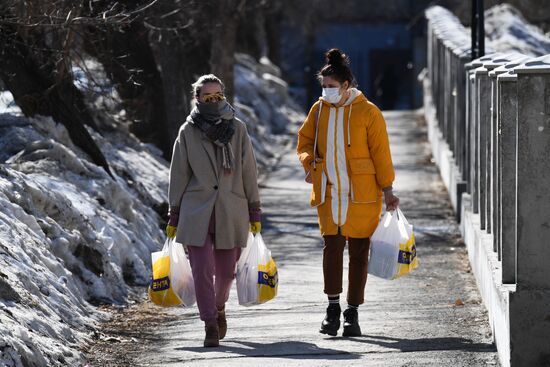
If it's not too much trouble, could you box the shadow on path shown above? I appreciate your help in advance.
[175,340,361,360]
[345,334,496,353]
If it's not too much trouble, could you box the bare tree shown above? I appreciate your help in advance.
[0,0,113,176]
[0,0,293,163]
[145,0,212,148]
[82,0,215,156]
[206,0,245,103]
[84,18,171,158]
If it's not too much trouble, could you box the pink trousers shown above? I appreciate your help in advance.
[187,233,241,323]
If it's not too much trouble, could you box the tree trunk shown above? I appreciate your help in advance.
[0,35,113,177]
[265,10,281,64]
[84,21,172,159]
[209,0,240,103]
[155,34,189,147]
[153,32,210,147]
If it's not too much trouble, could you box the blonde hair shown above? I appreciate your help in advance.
[191,74,225,99]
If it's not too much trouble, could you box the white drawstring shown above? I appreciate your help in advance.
[313,103,323,169]
[347,104,352,147]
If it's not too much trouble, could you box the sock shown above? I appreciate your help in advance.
[328,295,340,305]
[347,303,359,310]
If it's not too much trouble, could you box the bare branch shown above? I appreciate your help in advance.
[142,18,194,33]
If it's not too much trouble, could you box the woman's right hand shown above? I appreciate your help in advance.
[384,190,400,211]
[305,158,323,184]
[166,225,177,238]
[305,170,313,183]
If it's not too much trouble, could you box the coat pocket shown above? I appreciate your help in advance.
[309,162,327,208]
[231,190,247,200]
[349,158,379,203]
[185,186,205,193]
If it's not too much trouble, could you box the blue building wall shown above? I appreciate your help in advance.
[281,22,425,111]
[314,23,411,92]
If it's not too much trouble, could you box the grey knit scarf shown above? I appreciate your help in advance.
[187,100,236,174]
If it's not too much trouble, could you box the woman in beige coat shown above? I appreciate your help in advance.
[166,74,261,347]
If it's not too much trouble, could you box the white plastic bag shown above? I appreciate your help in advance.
[149,238,196,307]
[368,208,417,280]
[236,233,278,306]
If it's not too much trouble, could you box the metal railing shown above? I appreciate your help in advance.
[425,6,550,367]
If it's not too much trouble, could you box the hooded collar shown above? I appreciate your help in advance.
[319,88,365,107]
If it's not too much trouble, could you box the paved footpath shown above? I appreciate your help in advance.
[85,111,500,367]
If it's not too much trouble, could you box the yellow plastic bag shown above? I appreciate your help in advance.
[148,238,196,307]
[394,211,418,278]
[237,233,279,306]
[257,257,278,303]
[369,208,418,280]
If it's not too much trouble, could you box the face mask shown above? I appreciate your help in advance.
[197,99,234,121]
[322,87,342,104]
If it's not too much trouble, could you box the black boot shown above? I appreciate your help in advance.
[342,307,361,337]
[320,303,341,336]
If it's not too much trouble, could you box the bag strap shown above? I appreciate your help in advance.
[312,103,323,169]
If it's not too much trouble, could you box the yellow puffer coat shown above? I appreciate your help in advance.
[297,89,395,239]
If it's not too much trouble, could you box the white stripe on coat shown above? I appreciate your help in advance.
[336,106,350,225]
[325,108,338,225]
[325,106,350,227]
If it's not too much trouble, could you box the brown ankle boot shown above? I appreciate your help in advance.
[204,322,219,347]
[217,307,227,340]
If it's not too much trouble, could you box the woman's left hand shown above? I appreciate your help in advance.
[384,191,400,211]
[250,221,262,234]
[166,213,179,238]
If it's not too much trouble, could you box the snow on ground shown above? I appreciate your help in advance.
[0,114,167,366]
[426,4,550,57]
[425,5,471,53]
[234,53,304,172]
[0,54,303,366]
[0,92,21,116]
[485,4,550,56]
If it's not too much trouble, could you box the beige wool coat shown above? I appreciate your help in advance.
[168,118,260,249]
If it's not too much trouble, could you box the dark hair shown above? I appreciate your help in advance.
[191,74,225,99]
[317,48,355,86]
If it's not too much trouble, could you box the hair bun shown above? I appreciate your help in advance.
[325,48,349,67]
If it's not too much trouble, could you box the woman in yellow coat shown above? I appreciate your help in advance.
[297,48,399,337]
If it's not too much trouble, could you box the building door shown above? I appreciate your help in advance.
[369,49,414,110]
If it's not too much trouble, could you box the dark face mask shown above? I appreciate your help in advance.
[197,100,232,121]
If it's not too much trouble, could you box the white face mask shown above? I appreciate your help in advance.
[322,87,342,104]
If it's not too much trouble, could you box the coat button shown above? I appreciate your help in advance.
[213,185,218,190]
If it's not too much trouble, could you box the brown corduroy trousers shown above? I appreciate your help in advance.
[323,234,370,305]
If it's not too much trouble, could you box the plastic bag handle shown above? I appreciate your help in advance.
[395,208,411,227]
[162,237,173,252]
[312,104,323,169]
[386,209,398,221]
